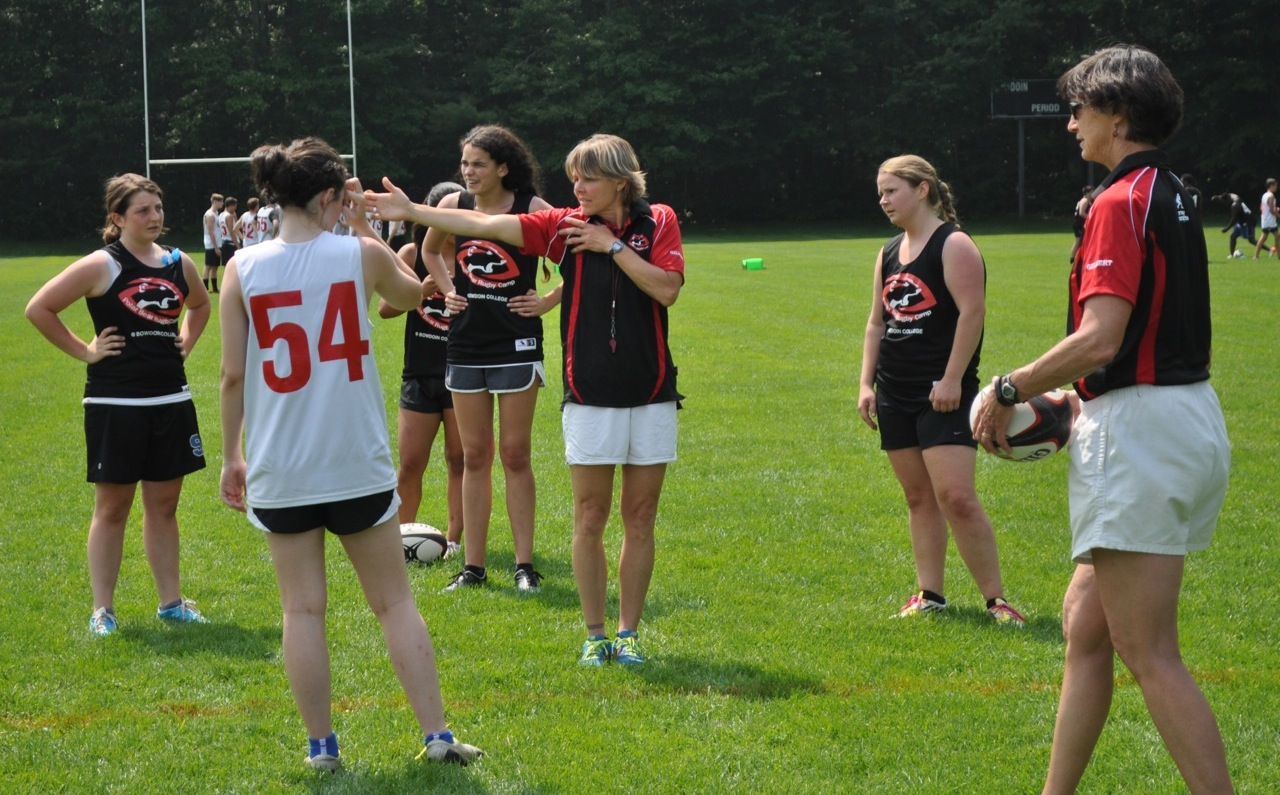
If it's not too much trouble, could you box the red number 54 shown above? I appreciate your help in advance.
[248,281,369,393]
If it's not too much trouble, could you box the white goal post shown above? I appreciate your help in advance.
[140,0,358,177]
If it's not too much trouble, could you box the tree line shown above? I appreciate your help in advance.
[1,0,1275,241]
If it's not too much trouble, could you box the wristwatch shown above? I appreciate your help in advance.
[608,239,625,258]
[995,375,1020,406]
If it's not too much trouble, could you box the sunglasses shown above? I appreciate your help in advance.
[1069,101,1087,120]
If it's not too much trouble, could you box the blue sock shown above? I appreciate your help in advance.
[425,730,455,745]
[308,732,338,758]
[617,629,637,639]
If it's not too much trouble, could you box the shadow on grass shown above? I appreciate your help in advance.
[122,621,279,659]
[627,654,825,700]
[945,605,1064,642]
[295,760,523,795]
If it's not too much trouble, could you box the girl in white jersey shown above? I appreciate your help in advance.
[218,137,482,771]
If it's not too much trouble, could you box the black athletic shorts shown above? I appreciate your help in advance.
[85,400,206,483]
[248,489,397,535]
[219,243,236,264]
[204,248,220,267]
[400,376,453,414]
[875,385,979,451]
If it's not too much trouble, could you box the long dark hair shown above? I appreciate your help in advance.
[459,125,542,196]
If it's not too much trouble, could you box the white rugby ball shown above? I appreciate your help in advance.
[401,523,448,564]
[970,387,1074,462]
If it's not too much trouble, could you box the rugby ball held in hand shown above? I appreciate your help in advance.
[401,523,448,564]
[970,387,1074,462]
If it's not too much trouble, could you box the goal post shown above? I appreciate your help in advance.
[140,0,359,178]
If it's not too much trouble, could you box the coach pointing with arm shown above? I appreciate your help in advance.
[370,133,685,668]
[971,45,1233,795]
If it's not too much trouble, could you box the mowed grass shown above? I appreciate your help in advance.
[0,229,1277,794]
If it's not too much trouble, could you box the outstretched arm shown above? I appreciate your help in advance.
[366,177,526,248]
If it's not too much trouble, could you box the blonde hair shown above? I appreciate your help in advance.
[564,134,647,207]
[101,173,164,244]
[878,154,959,226]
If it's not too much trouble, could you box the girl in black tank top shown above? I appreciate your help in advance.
[25,173,212,635]
[418,125,554,590]
[856,154,1024,627]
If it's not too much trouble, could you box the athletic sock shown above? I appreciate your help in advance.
[308,732,338,758]
[922,590,946,605]
[986,597,1003,609]
[424,730,455,745]
[464,564,486,579]
[617,629,637,639]
[515,562,534,573]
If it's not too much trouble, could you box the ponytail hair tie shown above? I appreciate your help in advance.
[162,248,182,266]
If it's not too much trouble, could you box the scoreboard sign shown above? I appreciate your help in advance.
[991,80,1067,118]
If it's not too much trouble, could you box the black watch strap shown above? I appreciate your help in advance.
[995,375,1019,406]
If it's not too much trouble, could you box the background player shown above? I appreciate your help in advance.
[378,181,466,556]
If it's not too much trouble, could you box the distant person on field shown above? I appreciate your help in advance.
[218,196,241,270]
[202,192,224,291]
[1069,184,1094,263]
[257,199,281,241]
[218,137,482,771]
[857,154,1026,627]
[972,45,1233,794]
[1253,177,1277,259]
[25,173,212,636]
[1181,173,1203,219]
[378,181,466,557]
[238,197,263,247]
[368,133,686,668]
[1211,190,1256,257]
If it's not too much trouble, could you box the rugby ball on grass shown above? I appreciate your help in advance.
[969,387,1074,462]
[401,523,448,564]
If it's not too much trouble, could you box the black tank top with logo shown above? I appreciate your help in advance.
[85,241,191,398]
[875,223,982,398]
[449,192,543,365]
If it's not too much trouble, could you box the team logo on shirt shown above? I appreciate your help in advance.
[881,273,937,322]
[416,303,450,331]
[458,241,519,288]
[626,233,650,253]
[119,277,183,323]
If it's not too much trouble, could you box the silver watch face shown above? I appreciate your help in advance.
[1001,380,1017,401]
[610,241,624,254]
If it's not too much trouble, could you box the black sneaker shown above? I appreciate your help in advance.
[514,567,543,593]
[443,569,487,592]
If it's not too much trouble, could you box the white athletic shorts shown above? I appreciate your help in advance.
[1069,381,1230,562]
[563,402,678,466]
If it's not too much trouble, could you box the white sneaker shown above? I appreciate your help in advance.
[306,753,341,771]
[422,735,484,765]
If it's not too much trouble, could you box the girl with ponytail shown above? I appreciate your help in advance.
[856,154,1025,626]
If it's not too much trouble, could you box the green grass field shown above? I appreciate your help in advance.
[1,229,1277,793]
